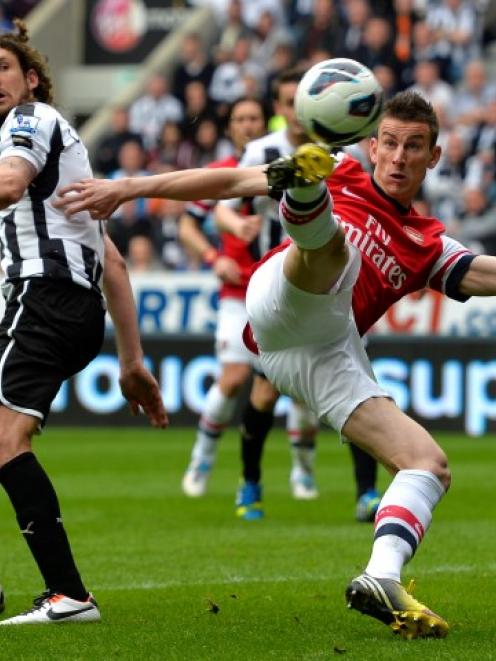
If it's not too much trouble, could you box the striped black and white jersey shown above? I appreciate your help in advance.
[217,129,294,260]
[0,102,104,293]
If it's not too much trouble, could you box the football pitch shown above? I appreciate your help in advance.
[0,427,495,660]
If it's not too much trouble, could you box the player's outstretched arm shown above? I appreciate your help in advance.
[55,165,269,219]
[103,235,168,428]
[458,255,496,296]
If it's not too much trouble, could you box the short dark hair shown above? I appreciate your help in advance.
[381,91,439,147]
[227,96,268,125]
[271,67,305,101]
[0,19,53,104]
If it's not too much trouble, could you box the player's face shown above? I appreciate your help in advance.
[0,48,38,120]
[274,81,307,145]
[370,118,441,207]
[228,100,266,152]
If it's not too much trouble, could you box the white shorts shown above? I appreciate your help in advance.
[215,297,260,367]
[246,245,388,432]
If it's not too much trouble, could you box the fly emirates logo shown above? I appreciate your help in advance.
[336,213,407,290]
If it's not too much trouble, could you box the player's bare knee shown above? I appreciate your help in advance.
[0,430,32,466]
[432,450,451,490]
[0,409,36,466]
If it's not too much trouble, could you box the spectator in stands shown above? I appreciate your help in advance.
[209,35,264,108]
[180,80,215,142]
[456,187,496,254]
[172,32,215,104]
[108,141,157,259]
[352,16,403,82]
[264,41,297,98]
[426,0,480,82]
[129,73,183,152]
[294,0,343,63]
[93,106,143,176]
[127,235,160,273]
[251,9,292,68]
[190,117,232,167]
[215,0,250,56]
[452,59,496,138]
[239,0,286,30]
[150,197,191,270]
[339,0,370,61]
[372,64,398,100]
[423,128,483,220]
[148,121,193,173]
[401,19,452,86]
[408,58,454,116]
[472,99,496,195]
[391,0,421,67]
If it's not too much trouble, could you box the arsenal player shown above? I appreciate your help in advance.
[245,91,473,639]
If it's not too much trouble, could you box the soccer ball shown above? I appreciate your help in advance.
[295,58,384,147]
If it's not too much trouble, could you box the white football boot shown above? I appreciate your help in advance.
[181,460,213,497]
[0,591,100,625]
[290,467,319,500]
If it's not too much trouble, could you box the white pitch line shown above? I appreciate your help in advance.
[2,564,492,597]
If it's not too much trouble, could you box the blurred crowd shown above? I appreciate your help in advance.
[72,1,496,269]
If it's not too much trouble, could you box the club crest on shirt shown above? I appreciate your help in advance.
[403,225,424,245]
[10,114,40,135]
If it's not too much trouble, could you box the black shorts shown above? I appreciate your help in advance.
[0,278,105,424]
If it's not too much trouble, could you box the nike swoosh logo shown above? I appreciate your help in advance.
[47,605,94,620]
[342,186,366,201]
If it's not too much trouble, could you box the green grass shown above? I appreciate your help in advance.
[0,428,495,660]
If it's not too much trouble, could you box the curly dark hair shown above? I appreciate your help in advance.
[382,91,439,148]
[0,18,53,104]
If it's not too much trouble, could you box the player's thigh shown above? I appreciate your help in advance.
[247,246,359,351]
[342,397,449,481]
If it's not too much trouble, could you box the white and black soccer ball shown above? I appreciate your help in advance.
[295,58,384,147]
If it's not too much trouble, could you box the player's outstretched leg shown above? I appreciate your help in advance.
[182,383,237,497]
[287,401,319,499]
[345,468,448,639]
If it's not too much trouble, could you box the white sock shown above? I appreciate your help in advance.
[191,383,237,464]
[365,469,445,582]
[280,182,338,250]
[286,402,318,473]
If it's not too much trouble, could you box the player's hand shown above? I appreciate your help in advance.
[232,214,262,242]
[214,255,242,284]
[266,143,336,191]
[119,362,169,429]
[55,178,124,219]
